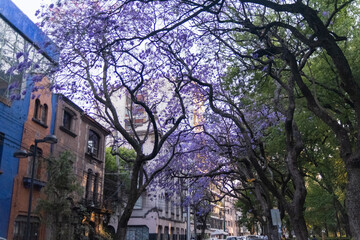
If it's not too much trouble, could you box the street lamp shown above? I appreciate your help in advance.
[13,134,57,240]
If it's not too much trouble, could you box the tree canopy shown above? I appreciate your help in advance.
[29,0,360,239]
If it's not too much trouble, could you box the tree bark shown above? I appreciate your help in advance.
[115,200,136,240]
[346,153,360,240]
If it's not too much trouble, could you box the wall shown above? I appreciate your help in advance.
[0,81,30,238]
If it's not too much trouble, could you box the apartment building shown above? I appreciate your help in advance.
[105,90,188,240]
[0,0,58,238]
[8,78,54,240]
[50,94,111,238]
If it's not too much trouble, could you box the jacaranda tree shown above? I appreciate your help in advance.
[36,0,360,239]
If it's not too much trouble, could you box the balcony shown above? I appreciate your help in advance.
[23,176,46,190]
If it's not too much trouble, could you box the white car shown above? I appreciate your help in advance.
[226,237,246,240]
[246,235,266,240]
[226,237,238,240]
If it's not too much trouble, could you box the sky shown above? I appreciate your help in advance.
[11,0,46,22]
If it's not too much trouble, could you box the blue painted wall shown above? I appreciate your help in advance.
[0,82,31,238]
[0,0,58,237]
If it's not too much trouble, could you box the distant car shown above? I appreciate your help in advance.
[246,235,265,240]
[226,237,238,240]
[236,237,247,240]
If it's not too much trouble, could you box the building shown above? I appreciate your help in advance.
[126,187,187,240]
[9,88,111,240]
[50,94,111,239]
[0,0,58,238]
[105,90,188,240]
[8,78,54,239]
[191,185,242,239]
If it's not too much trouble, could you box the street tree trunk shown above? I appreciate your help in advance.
[115,160,142,240]
[345,153,360,240]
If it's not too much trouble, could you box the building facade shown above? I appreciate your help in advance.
[8,79,54,240]
[0,0,58,238]
[50,94,110,239]
[105,91,188,240]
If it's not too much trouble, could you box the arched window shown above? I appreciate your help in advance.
[28,146,42,179]
[93,173,99,204]
[34,99,40,119]
[87,130,100,157]
[85,169,93,202]
[33,100,48,126]
[41,104,48,124]
[13,215,40,240]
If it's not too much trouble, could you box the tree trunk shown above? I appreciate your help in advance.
[287,207,308,240]
[253,183,277,240]
[346,156,360,240]
[115,205,134,240]
[200,220,207,240]
[263,220,278,240]
[114,159,143,240]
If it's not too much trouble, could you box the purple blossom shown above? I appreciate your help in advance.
[10,94,17,101]
[16,52,24,59]
[8,82,18,90]
[31,75,43,83]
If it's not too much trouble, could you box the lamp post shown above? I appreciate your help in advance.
[14,135,57,240]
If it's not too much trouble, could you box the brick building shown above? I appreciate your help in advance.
[49,94,110,239]
[8,79,54,240]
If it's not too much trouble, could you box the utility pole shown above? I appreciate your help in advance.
[224,198,226,233]
[187,204,191,240]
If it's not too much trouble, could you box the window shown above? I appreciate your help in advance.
[13,215,39,240]
[0,71,22,101]
[63,110,73,130]
[60,108,77,137]
[93,173,99,204]
[33,99,48,126]
[34,99,40,119]
[134,195,143,209]
[165,193,169,214]
[87,130,100,157]
[85,169,93,202]
[125,94,147,130]
[27,146,42,180]
[157,226,163,240]
[0,17,52,102]
[41,104,48,123]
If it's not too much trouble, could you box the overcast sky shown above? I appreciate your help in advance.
[11,0,46,22]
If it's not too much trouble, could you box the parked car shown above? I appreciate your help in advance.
[236,237,247,240]
[226,236,247,240]
[246,235,266,240]
[226,237,238,240]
